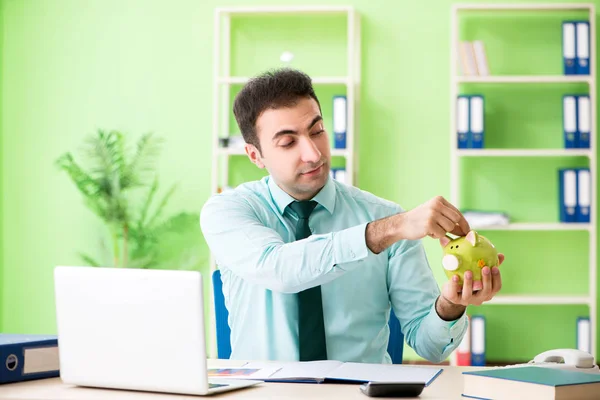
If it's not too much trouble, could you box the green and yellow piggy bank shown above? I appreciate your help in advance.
[440,230,499,291]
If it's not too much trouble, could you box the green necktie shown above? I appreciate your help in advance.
[288,200,328,361]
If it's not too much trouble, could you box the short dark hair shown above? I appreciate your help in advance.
[232,68,321,153]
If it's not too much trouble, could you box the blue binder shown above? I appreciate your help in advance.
[562,95,578,148]
[576,168,590,223]
[575,21,590,75]
[559,168,577,223]
[562,21,576,75]
[469,95,484,149]
[470,315,486,366]
[577,95,590,148]
[456,95,469,149]
[332,95,346,149]
[0,334,59,384]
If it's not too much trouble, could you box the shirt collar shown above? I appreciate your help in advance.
[267,175,336,216]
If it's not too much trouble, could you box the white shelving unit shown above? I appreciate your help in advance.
[457,75,593,84]
[450,3,597,360]
[488,295,591,305]
[456,149,593,157]
[209,5,361,358]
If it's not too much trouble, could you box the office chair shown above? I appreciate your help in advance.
[212,269,405,363]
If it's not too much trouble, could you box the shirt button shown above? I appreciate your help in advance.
[350,251,355,258]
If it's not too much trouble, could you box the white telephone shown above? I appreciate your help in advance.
[512,349,600,373]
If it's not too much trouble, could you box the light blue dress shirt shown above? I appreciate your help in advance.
[200,176,467,364]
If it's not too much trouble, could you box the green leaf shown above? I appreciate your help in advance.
[138,176,159,230]
[146,183,177,229]
[78,252,102,267]
[146,212,206,271]
[123,133,163,189]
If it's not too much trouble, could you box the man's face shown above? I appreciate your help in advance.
[245,97,331,200]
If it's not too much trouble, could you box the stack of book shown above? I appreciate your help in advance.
[463,366,600,399]
[457,41,489,76]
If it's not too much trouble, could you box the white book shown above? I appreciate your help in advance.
[458,42,478,76]
[232,360,442,385]
[472,41,489,76]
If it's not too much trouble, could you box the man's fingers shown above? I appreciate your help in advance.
[450,224,468,237]
[439,199,470,236]
[446,275,462,300]
[455,216,471,236]
[491,267,502,293]
[439,204,462,225]
[436,214,456,233]
[427,224,447,239]
[461,271,473,303]
[478,267,493,300]
[439,196,461,214]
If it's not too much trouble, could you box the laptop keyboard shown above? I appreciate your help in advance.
[209,383,228,389]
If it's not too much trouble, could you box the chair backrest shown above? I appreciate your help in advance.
[211,269,404,363]
[212,269,232,359]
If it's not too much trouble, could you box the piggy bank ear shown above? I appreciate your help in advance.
[466,230,477,246]
[440,236,451,247]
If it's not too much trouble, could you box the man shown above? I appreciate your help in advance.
[200,68,504,364]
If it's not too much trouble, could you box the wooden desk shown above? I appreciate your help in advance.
[2,360,481,399]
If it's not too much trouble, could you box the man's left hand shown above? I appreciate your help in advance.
[441,253,504,307]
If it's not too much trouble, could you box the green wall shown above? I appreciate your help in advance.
[1,0,599,363]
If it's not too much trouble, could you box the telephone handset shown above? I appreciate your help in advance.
[524,349,600,372]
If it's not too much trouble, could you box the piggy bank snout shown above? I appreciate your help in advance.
[442,254,459,271]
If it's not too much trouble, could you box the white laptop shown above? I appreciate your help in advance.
[53,266,261,395]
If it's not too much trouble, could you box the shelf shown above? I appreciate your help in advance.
[216,5,354,15]
[486,295,591,305]
[217,147,350,157]
[331,149,349,157]
[474,223,591,231]
[456,75,592,84]
[218,76,350,85]
[456,149,592,157]
[453,4,594,12]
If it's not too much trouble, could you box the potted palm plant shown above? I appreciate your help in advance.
[55,129,204,270]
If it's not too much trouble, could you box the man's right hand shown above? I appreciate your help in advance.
[366,196,470,254]
[396,196,470,240]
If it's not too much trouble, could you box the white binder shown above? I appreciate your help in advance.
[577,95,591,148]
[563,95,577,148]
[469,96,484,148]
[456,96,469,148]
[577,317,591,354]
[577,168,590,222]
[576,21,590,74]
[562,22,576,74]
